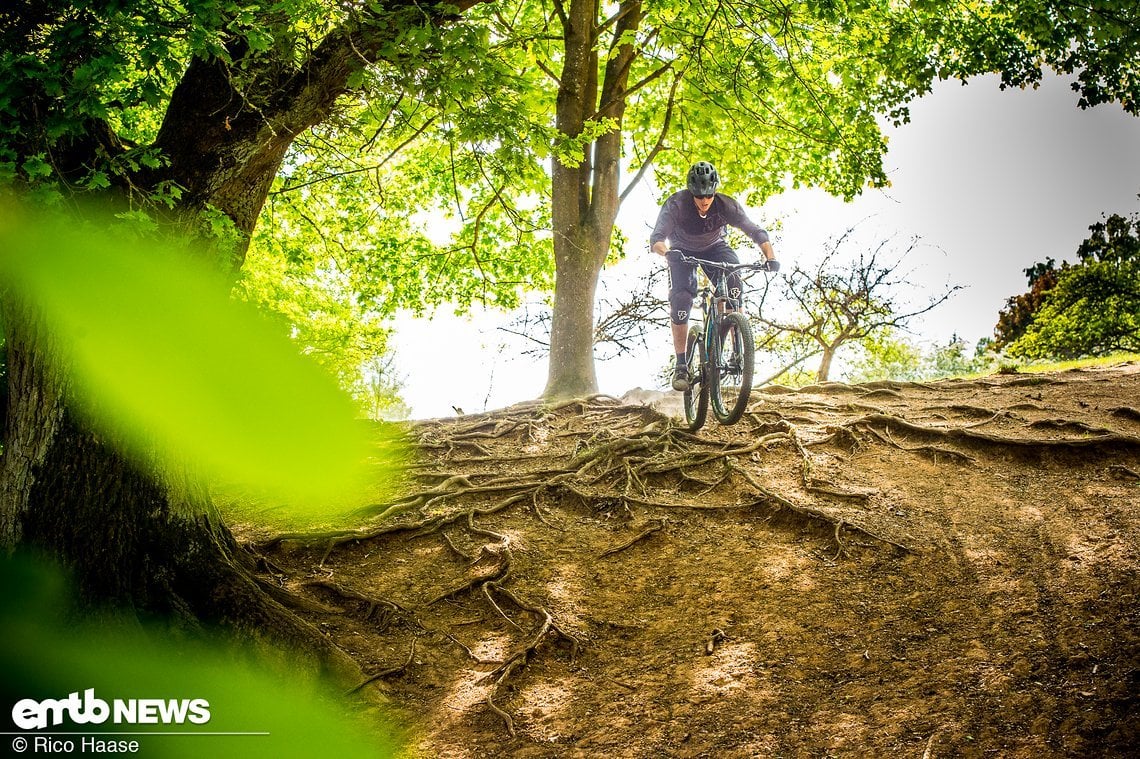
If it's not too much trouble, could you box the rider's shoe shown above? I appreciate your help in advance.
[672,366,691,392]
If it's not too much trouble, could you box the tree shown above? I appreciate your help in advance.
[1003,210,1140,359]
[0,0,486,638]
[993,259,1062,350]
[753,232,960,382]
[534,0,961,398]
[844,332,997,384]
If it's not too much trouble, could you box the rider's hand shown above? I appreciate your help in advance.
[763,258,780,272]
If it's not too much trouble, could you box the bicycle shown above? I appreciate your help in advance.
[666,250,774,431]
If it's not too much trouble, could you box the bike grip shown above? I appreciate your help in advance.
[764,259,781,272]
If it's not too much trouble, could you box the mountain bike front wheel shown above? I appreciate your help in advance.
[710,311,754,425]
[682,325,709,431]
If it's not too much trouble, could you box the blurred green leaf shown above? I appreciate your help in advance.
[0,204,400,515]
[0,556,398,758]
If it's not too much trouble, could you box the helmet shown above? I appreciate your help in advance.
[686,161,719,197]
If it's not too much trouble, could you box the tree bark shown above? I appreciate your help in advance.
[817,346,835,382]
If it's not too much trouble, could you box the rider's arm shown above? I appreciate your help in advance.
[722,196,774,257]
[649,193,679,255]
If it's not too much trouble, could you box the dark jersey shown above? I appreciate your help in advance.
[649,190,770,253]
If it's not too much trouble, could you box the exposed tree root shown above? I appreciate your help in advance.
[238,371,1140,746]
[480,584,581,737]
[861,425,977,464]
[303,579,410,629]
[599,519,665,558]
[250,398,943,736]
[1109,465,1140,480]
[729,461,914,554]
[1111,406,1140,423]
[850,413,1140,451]
[348,638,419,695]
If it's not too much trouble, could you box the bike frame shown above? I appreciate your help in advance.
[698,265,741,372]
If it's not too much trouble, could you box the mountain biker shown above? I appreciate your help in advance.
[650,161,779,392]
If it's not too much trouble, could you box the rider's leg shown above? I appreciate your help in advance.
[672,322,689,354]
[667,254,699,391]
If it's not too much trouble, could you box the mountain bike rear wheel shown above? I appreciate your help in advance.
[682,325,709,431]
[710,311,754,425]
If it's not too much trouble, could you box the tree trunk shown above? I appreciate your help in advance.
[0,303,355,679]
[543,0,641,399]
[817,346,836,382]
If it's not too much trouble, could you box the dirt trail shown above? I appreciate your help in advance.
[245,363,1140,758]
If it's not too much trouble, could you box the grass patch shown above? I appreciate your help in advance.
[1008,353,1140,374]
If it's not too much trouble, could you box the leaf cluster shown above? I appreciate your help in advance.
[0,0,338,196]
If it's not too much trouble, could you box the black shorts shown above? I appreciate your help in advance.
[666,242,742,324]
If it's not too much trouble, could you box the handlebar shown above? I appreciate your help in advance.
[665,249,779,274]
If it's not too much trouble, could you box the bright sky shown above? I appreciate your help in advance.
[393,72,1140,420]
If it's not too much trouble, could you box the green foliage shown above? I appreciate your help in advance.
[1002,210,1140,360]
[844,333,999,383]
[0,323,6,448]
[982,1,1140,114]
[843,332,927,383]
[236,214,406,418]
[1006,260,1140,359]
[1,554,398,757]
[993,263,1061,350]
[612,0,948,203]
[0,203,400,513]
[0,0,348,207]
[237,11,558,383]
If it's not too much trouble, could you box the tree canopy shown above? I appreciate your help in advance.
[1000,209,1140,360]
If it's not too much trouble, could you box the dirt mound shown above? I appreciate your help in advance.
[247,363,1140,758]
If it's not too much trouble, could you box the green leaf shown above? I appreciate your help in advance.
[21,154,53,179]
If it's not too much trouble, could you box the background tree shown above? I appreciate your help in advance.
[468,0,1140,399]
[993,259,1061,349]
[844,333,997,384]
[531,0,972,398]
[752,232,960,382]
[1003,209,1140,359]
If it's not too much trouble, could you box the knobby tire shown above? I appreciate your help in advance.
[710,311,754,425]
